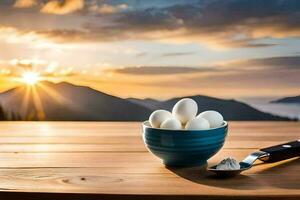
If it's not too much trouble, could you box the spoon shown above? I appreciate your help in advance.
[208,139,300,177]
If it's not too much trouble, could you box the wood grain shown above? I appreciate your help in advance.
[0,121,299,200]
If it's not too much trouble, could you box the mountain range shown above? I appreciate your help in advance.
[0,81,291,121]
[0,81,150,121]
[271,95,300,104]
[128,96,291,121]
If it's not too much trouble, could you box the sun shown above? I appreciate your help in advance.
[21,72,40,85]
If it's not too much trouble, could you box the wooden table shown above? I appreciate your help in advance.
[0,122,299,200]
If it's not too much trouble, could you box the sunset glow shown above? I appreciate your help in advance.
[0,0,299,99]
[21,72,40,85]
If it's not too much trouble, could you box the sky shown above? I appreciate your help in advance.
[0,0,299,99]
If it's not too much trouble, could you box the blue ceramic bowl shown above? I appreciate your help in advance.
[142,121,228,167]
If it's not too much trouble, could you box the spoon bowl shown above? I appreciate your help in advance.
[208,162,251,177]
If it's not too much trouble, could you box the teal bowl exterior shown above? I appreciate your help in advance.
[142,121,228,167]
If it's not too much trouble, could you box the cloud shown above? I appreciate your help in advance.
[104,66,215,75]
[103,55,300,78]
[0,58,78,79]
[0,26,37,43]
[41,0,84,15]
[222,56,300,70]
[91,55,300,98]
[0,26,59,51]
[136,52,147,57]
[13,0,37,8]
[4,0,300,49]
[161,52,195,57]
[90,3,128,14]
[29,0,299,49]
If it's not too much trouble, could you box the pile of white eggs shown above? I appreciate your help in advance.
[148,98,224,130]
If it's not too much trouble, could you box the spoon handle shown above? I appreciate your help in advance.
[260,140,300,162]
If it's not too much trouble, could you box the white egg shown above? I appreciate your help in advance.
[160,118,182,130]
[149,110,172,128]
[197,110,224,128]
[185,117,210,130]
[172,98,198,124]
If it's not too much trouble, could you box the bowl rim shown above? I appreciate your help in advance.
[142,120,228,132]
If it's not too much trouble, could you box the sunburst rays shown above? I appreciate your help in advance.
[31,85,45,120]
[9,80,79,120]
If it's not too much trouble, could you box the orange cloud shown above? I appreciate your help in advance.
[0,26,42,46]
[1,0,297,52]
[4,1,300,49]
[91,3,128,14]
[31,14,299,50]
[41,0,84,15]
[104,66,215,75]
[13,0,37,8]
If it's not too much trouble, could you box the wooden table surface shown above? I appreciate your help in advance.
[0,121,299,200]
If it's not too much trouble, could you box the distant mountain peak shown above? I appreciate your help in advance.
[271,95,300,104]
